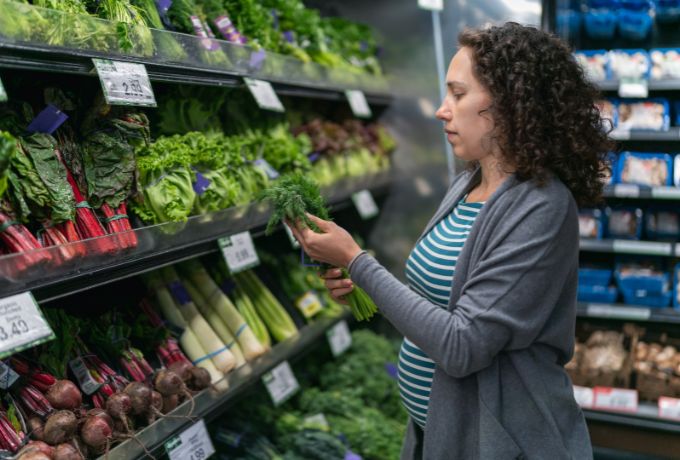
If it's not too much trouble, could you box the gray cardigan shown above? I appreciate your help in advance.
[349,168,592,460]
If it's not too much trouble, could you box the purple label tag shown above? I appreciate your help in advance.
[270,9,280,30]
[249,49,267,71]
[192,170,211,195]
[168,281,192,306]
[27,104,68,134]
[385,362,398,380]
[214,15,239,42]
[156,0,171,12]
[360,41,368,53]
[155,0,174,28]
[308,152,321,163]
[345,451,362,460]
[283,30,295,44]
[190,15,219,51]
[253,158,279,179]
[220,279,236,294]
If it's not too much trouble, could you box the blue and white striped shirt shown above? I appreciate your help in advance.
[398,198,484,428]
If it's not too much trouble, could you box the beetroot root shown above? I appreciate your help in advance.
[53,442,84,460]
[20,440,53,457]
[189,367,211,390]
[106,392,132,433]
[43,410,77,446]
[124,382,153,416]
[46,380,82,411]
[80,414,113,451]
[162,394,179,414]
[167,361,192,383]
[27,416,45,441]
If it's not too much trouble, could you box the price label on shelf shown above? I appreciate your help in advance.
[572,385,594,409]
[593,387,638,412]
[0,292,55,359]
[284,224,300,249]
[418,0,444,10]
[218,231,260,274]
[0,77,7,102]
[613,184,640,198]
[327,320,352,357]
[92,59,156,107]
[303,413,330,431]
[345,90,372,118]
[0,361,19,390]
[165,419,215,460]
[295,291,323,319]
[244,78,285,112]
[612,240,672,256]
[69,357,102,395]
[585,304,651,321]
[352,190,379,220]
[658,397,680,420]
[618,77,649,98]
[262,361,299,406]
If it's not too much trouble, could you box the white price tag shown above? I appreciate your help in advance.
[612,240,672,256]
[327,320,352,357]
[585,304,651,321]
[418,0,444,10]
[244,78,285,112]
[651,186,680,199]
[593,387,638,412]
[658,397,680,420]
[610,129,631,141]
[618,77,649,98]
[295,291,323,319]
[0,77,6,102]
[613,184,640,198]
[303,413,330,431]
[352,189,379,220]
[345,90,372,118]
[165,419,215,460]
[0,362,19,389]
[284,224,300,249]
[572,385,594,409]
[219,231,260,274]
[69,357,102,395]
[253,158,280,179]
[0,293,55,359]
[262,361,299,406]
[92,59,156,107]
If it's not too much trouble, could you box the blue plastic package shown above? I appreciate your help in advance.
[579,267,614,285]
[585,10,619,39]
[616,152,673,186]
[606,207,644,239]
[650,49,680,79]
[617,99,670,131]
[615,264,671,307]
[619,9,653,40]
[575,50,610,81]
[558,10,582,38]
[605,152,619,185]
[655,0,680,22]
[609,49,651,79]
[645,210,680,240]
[674,263,680,309]
[578,285,619,303]
[579,209,606,239]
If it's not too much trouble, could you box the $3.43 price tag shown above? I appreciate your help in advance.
[593,386,638,412]
[0,292,55,359]
[244,78,285,112]
[352,190,379,220]
[92,59,157,107]
[165,419,215,460]
[262,361,299,406]
[218,231,260,274]
[345,90,372,118]
[327,320,352,357]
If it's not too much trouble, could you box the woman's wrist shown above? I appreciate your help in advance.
[346,249,368,271]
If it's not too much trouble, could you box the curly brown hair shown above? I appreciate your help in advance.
[459,22,612,207]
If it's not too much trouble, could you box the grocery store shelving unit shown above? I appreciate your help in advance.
[604,184,680,200]
[99,312,351,460]
[579,238,676,256]
[609,128,680,142]
[577,302,680,323]
[596,79,680,92]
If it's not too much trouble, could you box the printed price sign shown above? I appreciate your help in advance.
[303,413,330,431]
[593,387,638,412]
[619,77,649,98]
[262,361,299,406]
[165,419,215,460]
[613,184,640,198]
[327,320,352,357]
[0,77,6,102]
[0,362,19,390]
[69,357,102,395]
[572,385,594,409]
[92,59,156,107]
[219,231,260,274]
[345,90,372,118]
[418,0,444,10]
[295,291,323,318]
[244,78,285,112]
[659,396,680,420]
[352,190,379,220]
[0,293,55,359]
[585,304,651,321]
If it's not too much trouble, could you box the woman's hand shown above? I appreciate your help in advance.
[320,268,354,305]
[287,214,362,268]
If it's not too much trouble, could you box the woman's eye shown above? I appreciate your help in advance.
[453,93,464,100]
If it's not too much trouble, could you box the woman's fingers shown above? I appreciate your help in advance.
[331,287,353,304]
[325,278,353,290]
[321,268,343,279]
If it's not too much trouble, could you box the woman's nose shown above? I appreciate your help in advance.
[435,103,451,121]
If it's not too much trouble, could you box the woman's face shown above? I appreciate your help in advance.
[435,47,496,161]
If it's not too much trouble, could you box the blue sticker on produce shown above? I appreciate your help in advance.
[193,171,211,195]
[27,104,68,135]
[270,9,280,30]
[385,362,398,380]
[249,49,267,71]
[167,281,192,306]
[308,152,320,163]
[345,451,362,460]
[283,30,295,43]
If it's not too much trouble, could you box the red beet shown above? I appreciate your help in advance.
[46,380,82,410]
[161,394,179,414]
[168,361,192,383]
[153,370,184,397]
[85,408,113,428]
[16,451,51,460]
[105,392,132,433]
[22,440,53,457]
[27,416,45,441]
[53,442,83,460]
[80,415,112,451]
[124,382,152,416]
[190,367,211,390]
[43,410,77,446]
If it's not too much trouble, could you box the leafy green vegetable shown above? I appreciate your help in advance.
[0,132,17,198]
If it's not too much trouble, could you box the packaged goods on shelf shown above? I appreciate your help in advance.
[596,99,618,130]
[634,341,680,401]
[603,153,617,185]
[575,50,610,81]
[645,210,680,240]
[609,49,651,79]
[566,329,632,388]
[655,0,680,22]
[616,152,673,186]
[651,48,680,79]
[618,4,654,40]
[579,209,606,239]
[606,208,644,239]
[617,99,671,131]
[674,263,680,308]
[615,263,672,307]
[584,1,619,39]
[578,268,618,303]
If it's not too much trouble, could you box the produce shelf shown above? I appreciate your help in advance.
[579,238,674,256]
[0,171,393,302]
[0,1,392,104]
[97,311,351,460]
[584,402,680,434]
[603,184,680,200]
[576,302,680,323]
[595,79,680,92]
[609,128,680,141]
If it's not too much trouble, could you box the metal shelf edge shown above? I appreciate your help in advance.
[576,302,680,323]
[579,238,674,256]
[583,402,680,434]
